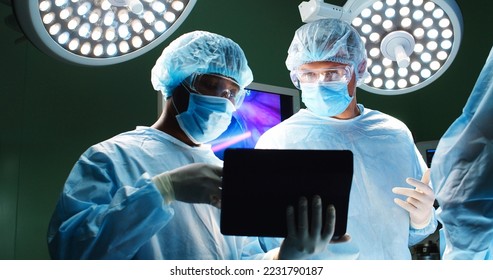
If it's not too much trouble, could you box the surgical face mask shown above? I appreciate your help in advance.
[175,92,236,144]
[300,82,353,117]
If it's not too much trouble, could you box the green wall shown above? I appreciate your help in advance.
[0,0,492,259]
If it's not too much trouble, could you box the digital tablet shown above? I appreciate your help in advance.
[220,148,353,239]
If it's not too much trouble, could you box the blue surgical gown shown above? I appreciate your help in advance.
[255,105,437,259]
[430,46,493,260]
[47,126,264,259]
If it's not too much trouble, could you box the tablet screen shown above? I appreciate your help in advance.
[220,148,353,239]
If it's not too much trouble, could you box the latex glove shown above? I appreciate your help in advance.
[152,163,222,208]
[392,169,435,229]
[277,196,350,260]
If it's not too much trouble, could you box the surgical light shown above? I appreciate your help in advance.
[298,0,463,95]
[12,0,196,66]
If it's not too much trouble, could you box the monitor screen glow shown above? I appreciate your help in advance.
[426,148,436,168]
[208,82,300,159]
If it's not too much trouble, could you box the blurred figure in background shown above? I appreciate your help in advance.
[431,46,493,260]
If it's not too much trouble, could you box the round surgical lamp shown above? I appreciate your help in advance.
[12,0,197,66]
[299,0,463,95]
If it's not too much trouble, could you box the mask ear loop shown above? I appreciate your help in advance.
[170,96,181,115]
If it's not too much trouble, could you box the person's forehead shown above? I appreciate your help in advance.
[299,61,349,70]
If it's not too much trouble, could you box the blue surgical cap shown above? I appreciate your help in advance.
[286,18,369,85]
[151,31,253,98]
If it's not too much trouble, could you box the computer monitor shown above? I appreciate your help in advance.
[208,82,300,159]
[426,148,436,168]
[415,140,439,168]
[157,82,301,159]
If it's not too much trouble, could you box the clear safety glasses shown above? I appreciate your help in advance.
[294,65,353,84]
[183,73,245,108]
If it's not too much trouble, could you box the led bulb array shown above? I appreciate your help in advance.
[35,0,192,63]
[351,0,461,95]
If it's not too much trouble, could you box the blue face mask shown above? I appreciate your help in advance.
[175,92,236,144]
[300,82,353,117]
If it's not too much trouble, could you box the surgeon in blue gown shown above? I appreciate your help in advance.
[255,19,438,259]
[47,30,338,260]
[430,46,493,260]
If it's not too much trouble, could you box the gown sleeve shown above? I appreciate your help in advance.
[47,148,174,259]
[431,46,493,259]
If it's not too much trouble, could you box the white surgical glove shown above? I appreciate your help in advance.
[392,169,435,229]
[152,163,222,208]
[277,196,350,260]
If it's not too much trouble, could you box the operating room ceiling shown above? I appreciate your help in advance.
[1,0,492,141]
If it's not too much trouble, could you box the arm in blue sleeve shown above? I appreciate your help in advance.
[408,210,438,246]
[241,237,282,260]
[436,144,493,259]
[432,46,493,260]
[47,152,174,259]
